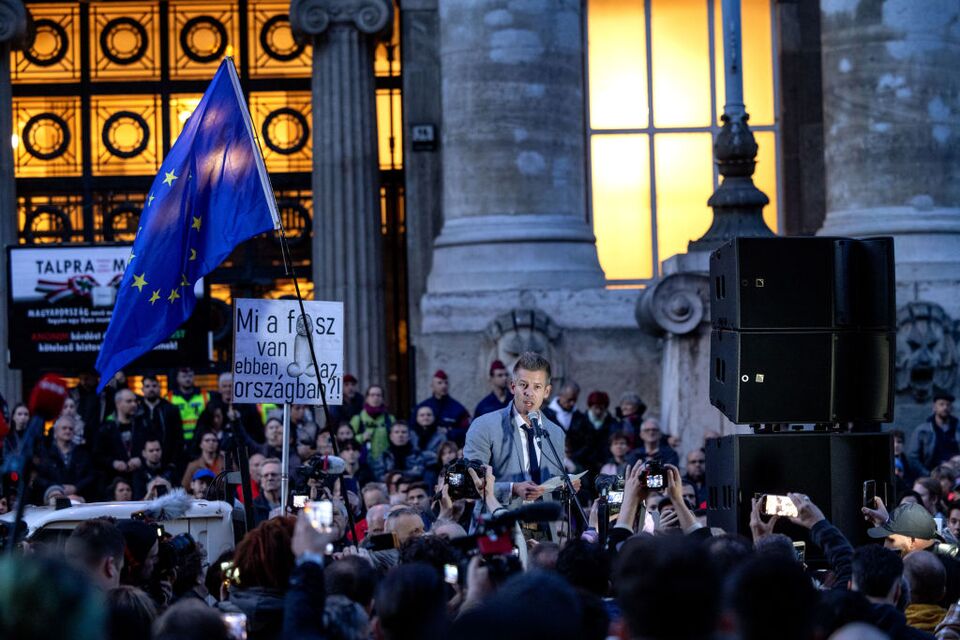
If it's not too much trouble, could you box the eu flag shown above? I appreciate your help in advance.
[96,58,279,391]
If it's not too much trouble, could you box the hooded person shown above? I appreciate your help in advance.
[117,520,160,588]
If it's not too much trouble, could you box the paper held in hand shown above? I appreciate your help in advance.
[538,471,589,492]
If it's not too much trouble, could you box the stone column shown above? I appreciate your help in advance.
[0,1,28,405]
[291,0,391,387]
[427,0,604,293]
[818,1,960,428]
[818,1,960,317]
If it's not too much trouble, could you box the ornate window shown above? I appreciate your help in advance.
[587,0,780,284]
[12,0,404,368]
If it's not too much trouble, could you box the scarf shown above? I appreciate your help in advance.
[364,403,386,418]
[905,603,947,631]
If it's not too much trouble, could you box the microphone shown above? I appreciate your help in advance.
[528,410,544,439]
[487,500,562,529]
[318,455,347,475]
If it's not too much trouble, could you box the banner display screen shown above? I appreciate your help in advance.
[6,244,206,370]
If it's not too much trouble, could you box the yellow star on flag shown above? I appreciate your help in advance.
[148,290,160,304]
[131,273,148,292]
[129,251,135,262]
[180,273,190,287]
[189,248,197,261]
[163,170,178,186]
[147,194,155,206]
[136,226,143,238]
[192,216,202,231]
[167,289,180,303]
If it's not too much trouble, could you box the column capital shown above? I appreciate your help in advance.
[290,0,392,37]
[0,0,28,48]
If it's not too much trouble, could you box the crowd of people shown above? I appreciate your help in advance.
[0,358,958,640]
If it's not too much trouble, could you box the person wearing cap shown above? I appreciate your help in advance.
[863,498,960,560]
[190,468,216,499]
[167,367,209,445]
[908,391,959,477]
[565,390,618,473]
[474,360,513,419]
[413,370,471,447]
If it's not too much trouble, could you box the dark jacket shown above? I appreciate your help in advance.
[36,443,96,501]
[414,396,471,446]
[373,443,434,481]
[283,560,326,640]
[220,587,285,640]
[137,398,184,468]
[566,412,618,472]
[625,444,680,469]
[810,519,854,590]
[95,418,157,477]
[909,415,960,475]
[869,602,935,640]
[474,391,513,419]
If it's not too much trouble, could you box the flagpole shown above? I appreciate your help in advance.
[281,403,291,514]
[227,57,358,542]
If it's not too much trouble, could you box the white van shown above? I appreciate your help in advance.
[0,499,236,561]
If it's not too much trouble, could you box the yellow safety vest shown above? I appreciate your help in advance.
[259,403,279,423]
[168,390,208,441]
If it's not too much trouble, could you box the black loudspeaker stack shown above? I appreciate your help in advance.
[706,434,894,549]
[709,237,896,424]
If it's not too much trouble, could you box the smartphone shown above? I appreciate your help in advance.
[222,611,247,640]
[54,497,71,510]
[367,532,399,551]
[292,493,309,509]
[793,541,806,563]
[304,500,334,533]
[862,480,876,510]
[760,494,798,518]
[608,490,624,505]
[444,563,459,585]
[155,484,168,497]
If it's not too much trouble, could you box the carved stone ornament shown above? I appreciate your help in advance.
[0,0,29,48]
[289,0,392,37]
[484,308,564,381]
[636,272,710,336]
[895,301,959,402]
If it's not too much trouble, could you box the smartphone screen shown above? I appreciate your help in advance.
[793,541,806,563]
[607,491,624,505]
[304,500,334,533]
[762,494,798,518]
[444,563,459,585]
[863,480,877,509]
[292,493,309,509]
[222,611,247,640]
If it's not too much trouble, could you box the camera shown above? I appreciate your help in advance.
[643,459,665,490]
[444,458,486,501]
[595,473,626,516]
[294,454,343,494]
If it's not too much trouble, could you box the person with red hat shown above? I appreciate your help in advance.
[413,370,471,447]
[566,390,619,474]
[474,360,513,419]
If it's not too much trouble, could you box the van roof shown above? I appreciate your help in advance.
[0,500,232,536]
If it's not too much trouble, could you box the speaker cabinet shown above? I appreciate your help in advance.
[710,329,895,423]
[709,237,895,424]
[710,237,895,331]
[706,433,894,551]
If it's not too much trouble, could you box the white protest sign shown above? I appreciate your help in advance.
[232,298,344,405]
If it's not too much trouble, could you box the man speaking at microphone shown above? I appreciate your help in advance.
[464,352,577,540]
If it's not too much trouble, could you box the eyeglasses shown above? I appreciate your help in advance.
[261,473,280,479]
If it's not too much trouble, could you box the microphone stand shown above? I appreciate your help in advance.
[533,418,588,530]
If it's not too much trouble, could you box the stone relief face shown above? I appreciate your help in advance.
[485,308,562,384]
[896,302,958,402]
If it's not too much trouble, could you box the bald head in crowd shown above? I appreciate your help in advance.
[903,550,946,605]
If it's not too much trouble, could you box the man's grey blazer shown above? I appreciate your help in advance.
[463,405,566,505]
